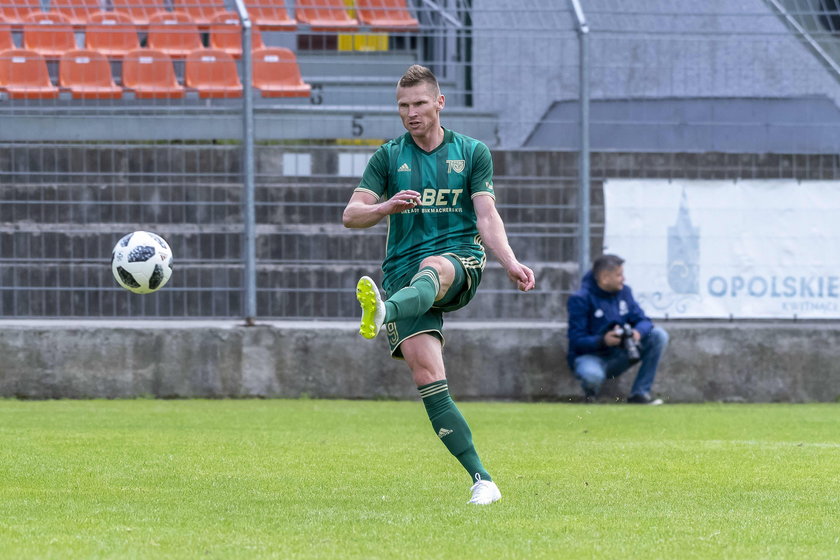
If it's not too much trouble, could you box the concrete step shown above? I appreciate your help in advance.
[0,104,499,143]
[1,178,577,218]
[0,224,575,264]
[0,145,624,186]
[296,52,418,79]
[1,178,576,201]
[0,147,585,184]
[300,76,466,107]
[0,181,349,225]
[0,262,576,320]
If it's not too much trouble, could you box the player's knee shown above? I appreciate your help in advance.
[411,367,446,387]
[419,255,444,271]
[419,256,455,282]
[403,348,445,386]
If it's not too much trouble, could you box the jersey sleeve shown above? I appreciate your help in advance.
[354,145,390,201]
[469,141,496,200]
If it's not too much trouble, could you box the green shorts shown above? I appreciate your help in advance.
[384,253,483,359]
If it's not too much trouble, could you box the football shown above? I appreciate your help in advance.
[111,231,173,294]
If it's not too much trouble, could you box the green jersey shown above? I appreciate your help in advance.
[355,128,496,293]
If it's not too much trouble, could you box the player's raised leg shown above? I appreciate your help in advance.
[356,259,451,340]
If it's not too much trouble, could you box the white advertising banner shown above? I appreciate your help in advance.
[603,179,840,319]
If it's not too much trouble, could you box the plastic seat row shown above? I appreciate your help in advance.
[0,0,418,31]
[0,47,311,99]
[0,11,271,59]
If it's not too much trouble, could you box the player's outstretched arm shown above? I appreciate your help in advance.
[474,195,536,292]
[342,190,422,229]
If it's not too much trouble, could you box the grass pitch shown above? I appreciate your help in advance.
[0,399,837,559]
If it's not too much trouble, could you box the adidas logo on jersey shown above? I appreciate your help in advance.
[398,163,411,172]
[437,427,454,438]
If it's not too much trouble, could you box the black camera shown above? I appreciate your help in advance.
[617,323,641,364]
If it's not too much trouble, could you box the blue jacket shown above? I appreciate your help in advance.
[566,271,654,367]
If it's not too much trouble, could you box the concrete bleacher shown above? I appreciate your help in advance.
[6,144,833,320]
[0,1,500,145]
[0,41,494,142]
[0,143,584,320]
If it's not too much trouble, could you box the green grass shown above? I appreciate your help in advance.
[0,400,837,559]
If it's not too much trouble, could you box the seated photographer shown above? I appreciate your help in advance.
[566,254,669,404]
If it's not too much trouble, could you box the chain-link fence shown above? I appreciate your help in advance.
[2,0,839,319]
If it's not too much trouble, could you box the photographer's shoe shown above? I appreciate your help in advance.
[627,393,664,405]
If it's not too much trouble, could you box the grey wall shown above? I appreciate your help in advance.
[1,320,837,403]
[472,0,578,148]
[473,0,840,147]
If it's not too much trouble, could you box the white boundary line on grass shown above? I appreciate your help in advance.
[704,440,840,449]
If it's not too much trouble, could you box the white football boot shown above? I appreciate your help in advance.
[356,276,386,339]
[468,479,502,505]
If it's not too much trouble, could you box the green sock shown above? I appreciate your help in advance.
[383,267,440,323]
[418,380,492,483]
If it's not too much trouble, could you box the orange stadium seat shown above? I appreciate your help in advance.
[295,0,358,32]
[59,48,122,98]
[50,0,103,26]
[244,0,297,31]
[0,48,60,98]
[356,0,418,31]
[110,0,167,26]
[0,18,13,51]
[209,12,265,58]
[184,47,243,98]
[85,11,140,58]
[122,48,185,98]
[252,47,311,98]
[23,12,78,58]
[147,11,203,58]
[171,0,231,27]
[0,0,40,23]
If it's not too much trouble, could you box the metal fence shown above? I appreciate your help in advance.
[1,0,840,320]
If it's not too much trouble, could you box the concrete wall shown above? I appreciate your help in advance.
[1,320,837,403]
[473,0,840,147]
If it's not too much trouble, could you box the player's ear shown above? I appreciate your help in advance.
[437,94,445,110]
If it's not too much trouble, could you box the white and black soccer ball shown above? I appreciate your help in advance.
[111,231,173,294]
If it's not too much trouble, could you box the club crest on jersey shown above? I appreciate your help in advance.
[446,160,465,174]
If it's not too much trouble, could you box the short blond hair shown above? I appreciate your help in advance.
[397,64,440,96]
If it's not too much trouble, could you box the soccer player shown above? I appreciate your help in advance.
[342,64,536,505]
